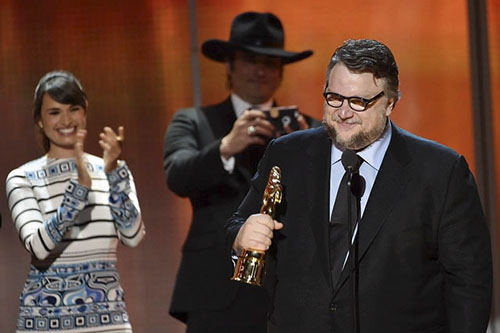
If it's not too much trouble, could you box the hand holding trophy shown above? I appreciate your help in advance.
[231,166,283,286]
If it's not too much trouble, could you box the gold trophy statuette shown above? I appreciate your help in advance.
[231,166,283,286]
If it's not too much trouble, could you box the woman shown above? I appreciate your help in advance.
[6,71,145,332]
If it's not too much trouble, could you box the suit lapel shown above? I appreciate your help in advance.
[202,97,255,181]
[305,128,333,291]
[202,97,236,139]
[334,124,412,294]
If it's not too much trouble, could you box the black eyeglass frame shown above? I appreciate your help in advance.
[323,90,385,111]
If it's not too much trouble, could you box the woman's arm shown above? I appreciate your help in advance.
[99,126,145,247]
[106,162,145,247]
[6,169,89,260]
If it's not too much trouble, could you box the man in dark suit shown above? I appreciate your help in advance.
[227,39,492,332]
[163,12,317,332]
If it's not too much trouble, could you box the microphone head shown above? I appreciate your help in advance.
[341,149,362,172]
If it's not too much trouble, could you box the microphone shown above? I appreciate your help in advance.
[341,150,365,198]
[341,149,362,173]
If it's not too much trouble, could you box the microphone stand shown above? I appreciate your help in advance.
[346,167,360,333]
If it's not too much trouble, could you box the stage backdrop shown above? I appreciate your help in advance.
[489,0,500,329]
[0,1,497,332]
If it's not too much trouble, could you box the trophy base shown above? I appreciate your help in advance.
[231,249,265,286]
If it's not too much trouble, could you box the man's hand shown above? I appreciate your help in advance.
[233,213,283,252]
[220,109,275,159]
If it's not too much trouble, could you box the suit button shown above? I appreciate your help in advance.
[330,303,337,311]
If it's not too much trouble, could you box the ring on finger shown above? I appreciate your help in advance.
[247,125,256,136]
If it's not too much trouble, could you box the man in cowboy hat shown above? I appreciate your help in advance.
[163,11,318,332]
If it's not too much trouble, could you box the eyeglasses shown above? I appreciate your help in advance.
[323,91,385,112]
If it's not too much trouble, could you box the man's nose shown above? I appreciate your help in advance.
[337,103,354,119]
[255,63,267,76]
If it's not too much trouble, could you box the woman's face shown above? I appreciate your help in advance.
[38,93,87,158]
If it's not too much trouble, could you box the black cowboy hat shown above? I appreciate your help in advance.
[202,11,313,65]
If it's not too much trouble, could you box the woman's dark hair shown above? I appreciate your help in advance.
[326,39,400,102]
[33,71,87,152]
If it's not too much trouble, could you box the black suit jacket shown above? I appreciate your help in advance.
[164,97,320,322]
[226,124,492,332]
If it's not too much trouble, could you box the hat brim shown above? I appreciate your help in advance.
[202,39,313,64]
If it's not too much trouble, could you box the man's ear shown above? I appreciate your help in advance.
[38,119,43,129]
[385,100,395,116]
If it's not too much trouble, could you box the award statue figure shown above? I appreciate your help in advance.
[231,166,282,286]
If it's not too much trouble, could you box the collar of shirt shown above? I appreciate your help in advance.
[231,93,273,118]
[329,120,393,218]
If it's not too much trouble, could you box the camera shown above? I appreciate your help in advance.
[263,106,300,137]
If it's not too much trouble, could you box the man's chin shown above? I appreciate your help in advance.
[333,137,361,151]
[323,123,357,149]
[330,131,369,151]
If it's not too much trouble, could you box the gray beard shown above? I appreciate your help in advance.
[322,115,388,151]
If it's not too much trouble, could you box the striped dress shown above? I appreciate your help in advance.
[6,154,145,332]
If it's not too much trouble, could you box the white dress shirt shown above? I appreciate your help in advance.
[329,121,393,269]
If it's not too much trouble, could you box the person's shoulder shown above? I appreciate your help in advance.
[394,125,461,161]
[6,155,47,182]
[171,99,229,125]
[202,98,231,112]
[172,106,198,119]
[175,98,230,116]
[273,126,328,148]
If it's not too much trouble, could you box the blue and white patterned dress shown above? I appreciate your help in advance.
[6,154,145,332]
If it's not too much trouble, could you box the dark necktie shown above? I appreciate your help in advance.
[329,155,364,289]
